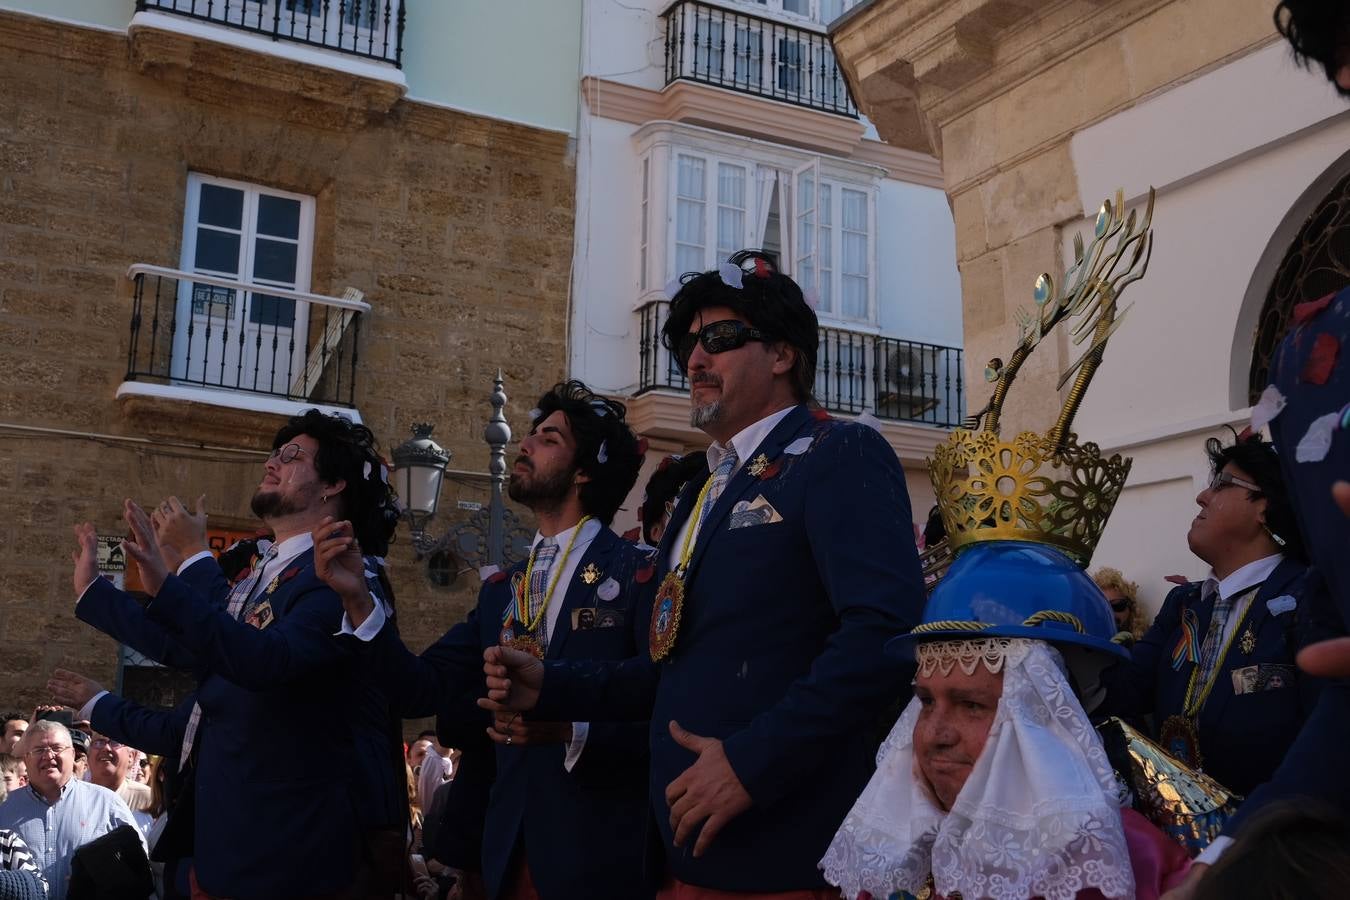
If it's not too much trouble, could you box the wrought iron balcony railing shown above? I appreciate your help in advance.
[662,0,858,118]
[124,263,369,408]
[638,300,964,427]
[137,0,406,68]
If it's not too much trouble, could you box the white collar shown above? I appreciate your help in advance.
[531,516,601,551]
[1203,553,1284,602]
[705,405,797,474]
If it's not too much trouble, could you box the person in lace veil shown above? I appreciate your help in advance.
[820,541,1193,900]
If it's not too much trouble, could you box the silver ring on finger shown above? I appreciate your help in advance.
[505,735,512,746]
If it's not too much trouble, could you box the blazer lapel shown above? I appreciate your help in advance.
[545,528,616,660]
[685,405,812,581]
[1204,559,1302,722]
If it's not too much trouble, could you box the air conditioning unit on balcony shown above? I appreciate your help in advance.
[879,345,939,419]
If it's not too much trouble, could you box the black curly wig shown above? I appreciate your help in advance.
[1275,0,1350,96]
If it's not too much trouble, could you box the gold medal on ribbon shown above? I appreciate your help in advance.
[649,572,685,661]
[503,635,544,659]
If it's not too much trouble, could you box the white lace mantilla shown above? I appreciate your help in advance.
[820,639,1135,900]
[916,637,1016,678]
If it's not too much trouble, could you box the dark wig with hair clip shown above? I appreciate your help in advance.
[661,249,819,402]
[531,381,644,525]
[1275,0,1350,96]
[1205,435,1306,562]
[272,409,401,557]
[639,451,709,545]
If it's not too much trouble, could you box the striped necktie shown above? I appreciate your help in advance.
[694,444,739,536]
[529,538,559,652]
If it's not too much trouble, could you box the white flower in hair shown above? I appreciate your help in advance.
[719,261,744,289]
[363,461,372,480]
[529,407,542,421]
[597,441,609,464]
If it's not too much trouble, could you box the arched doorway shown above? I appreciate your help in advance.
[1246,150,1350,402]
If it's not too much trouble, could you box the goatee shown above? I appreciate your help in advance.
[507,463,574,512]
[690,399,722,429]
[251,489,302,520]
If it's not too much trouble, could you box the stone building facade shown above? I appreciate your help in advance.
[832,0,1350,610]
[0,8,575,720]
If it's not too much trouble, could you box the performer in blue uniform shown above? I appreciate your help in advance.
[1095,436,1320,796]
[324,381,653,900]
[479,250,925,898]
[70,410,402,899]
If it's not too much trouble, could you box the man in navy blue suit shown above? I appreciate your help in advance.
[70,410,403,899]
[325,381,654,900]
[1095,436,1320,797]
[480,250,925,898]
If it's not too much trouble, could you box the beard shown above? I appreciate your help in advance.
[507,458,574,512]
[250,487,305,520]
[689,372,723,429]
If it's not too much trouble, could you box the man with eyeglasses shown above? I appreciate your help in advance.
[1095,435,1321,799]
[86,735,153,831]
[70,409,406,899]
[479,250,924,898]
[0,719,141,900]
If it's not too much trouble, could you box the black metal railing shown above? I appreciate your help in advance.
[662,0,858,117]
[137,0,406,68]
[637,300,964,427]
[125,264,366,407]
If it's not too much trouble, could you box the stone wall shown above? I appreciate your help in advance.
[0,10,575,734]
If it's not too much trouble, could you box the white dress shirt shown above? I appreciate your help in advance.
[667,404,796,571]
[1198,553,1284,654]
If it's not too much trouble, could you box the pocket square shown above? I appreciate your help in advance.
[729,495,783,529]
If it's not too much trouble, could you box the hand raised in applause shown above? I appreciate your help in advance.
[477,646,544,717]
[664,720,753,858]
[485,709,572,747]
[313,517,374,627]
[71,522,101,600]
[47,668,105,711]
[150,494,208,572]
[121,499,169,596]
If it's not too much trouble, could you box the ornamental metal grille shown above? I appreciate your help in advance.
[1249,168,1350,403]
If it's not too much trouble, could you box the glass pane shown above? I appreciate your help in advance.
[842,189,867,230]
[783,0,808,13]
[675,244,704,277]
[718,164,746,207]
[778,39,804,93]
[843,275,867,319]
[820,183,833,226]
[796,171,814,214]
[677,155,706,199]
[676,199,706,245]
[248,293,297,328]
[843,231,867,273]
[717,207,744,259]
[818,268,833,312]
[198,184,243,230]
[257,195,301,240]
[733,27,762,87]
[693,20,724,77]
[194,228,241,274]
[254,238,298,284]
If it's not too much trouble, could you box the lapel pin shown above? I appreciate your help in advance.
[746,454,770,477]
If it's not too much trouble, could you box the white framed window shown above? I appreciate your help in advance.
[640,126,879,327]
[172,174,316,395]
[744,0,863,25]
[672,152,753,276]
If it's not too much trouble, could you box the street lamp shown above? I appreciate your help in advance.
[391,423,451,552]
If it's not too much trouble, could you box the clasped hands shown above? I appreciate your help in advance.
[478,645,752,856]
[71,494,209,600]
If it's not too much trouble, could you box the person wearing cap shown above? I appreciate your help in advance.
[820,542,1192,900]
[327,380,654,900]
[479,250,924,897]
[1094,436,1320,798]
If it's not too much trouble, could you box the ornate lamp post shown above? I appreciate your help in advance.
[391,423,451,554]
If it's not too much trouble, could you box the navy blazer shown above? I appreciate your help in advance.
[535,406,925,892]
[1097,558,1321,796]
[370,525,656,900]
[80,553,364,899]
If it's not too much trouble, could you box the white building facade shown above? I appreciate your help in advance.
[571,0,966,531]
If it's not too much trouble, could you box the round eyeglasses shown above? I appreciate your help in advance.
[268,443,308,464]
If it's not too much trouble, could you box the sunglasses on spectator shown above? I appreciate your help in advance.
[1208,471,1261,493]
[1109,599,1131,613]
[676,320,772,370]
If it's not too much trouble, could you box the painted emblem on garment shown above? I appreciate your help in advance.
[649,573,684,661]
[746,453,770,477]
[1239,626,1256,656]
[581,563,602,585]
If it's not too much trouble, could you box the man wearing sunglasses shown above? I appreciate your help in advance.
[1095,435,1320,800]
[480,250,924,897]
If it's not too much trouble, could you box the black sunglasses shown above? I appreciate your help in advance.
[1109,599,1131,613]
[676,320,772,369]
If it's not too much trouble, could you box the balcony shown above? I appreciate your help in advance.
[136,0,406,67]
[122,263,369,411]
[637,300,964,427]
[662,0,858,118]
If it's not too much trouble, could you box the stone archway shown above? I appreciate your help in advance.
[1244,148,1350,403]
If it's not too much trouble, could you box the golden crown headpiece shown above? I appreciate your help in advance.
[927,188,1154,571]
